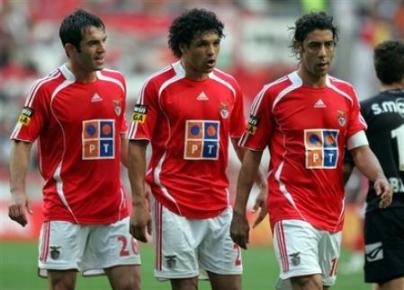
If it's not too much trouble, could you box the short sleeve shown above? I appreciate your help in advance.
[347,88,367,138]
[10,81,49,142]
[127,79,159,141]
[239,86,274,151]
[229,83,245,138]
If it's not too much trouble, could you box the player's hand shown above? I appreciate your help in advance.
[374,177,393,209]
[130,200,152,243]
[230,210,250,249]
[252,184,268,228]
[8,191,32,227]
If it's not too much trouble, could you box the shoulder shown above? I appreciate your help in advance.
[327,75,356,95]
[30,69,65,95]
[327,75,359,104]
[212,68,238,85]
[22,68,64,107]
[258,73,295,100]
[144,64,179,91]
[98,68,126,91]
[210,68,242,96]
[99,68,125,81]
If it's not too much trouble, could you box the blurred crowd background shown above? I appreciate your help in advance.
[1,0,404,173]
[0,0,403,246]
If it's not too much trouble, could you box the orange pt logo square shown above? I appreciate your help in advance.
[185,140,203,158]
[306,149,323,167]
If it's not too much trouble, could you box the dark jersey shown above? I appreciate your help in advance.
[361,89,404,212]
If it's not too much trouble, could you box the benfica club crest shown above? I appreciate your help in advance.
[50,246,61,260]
[290,252,301,266]
[337,110,346,127]
[113,99,122,116]
[220,102,229,119]
[165,255,177,269]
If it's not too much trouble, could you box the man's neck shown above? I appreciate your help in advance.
[67,62,97,83]
[297,68,327,88]
[380,81,404,91]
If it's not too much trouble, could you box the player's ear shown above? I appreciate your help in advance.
[293,40,303,60]
[179,43,188,55]
[293,40,302,54]
[64,43,77,58]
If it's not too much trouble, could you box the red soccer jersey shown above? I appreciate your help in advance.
[11,64,129,224]
[240,71,367,232]
[128,61,245,219]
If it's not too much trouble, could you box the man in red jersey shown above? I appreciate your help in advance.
[230,12,393,290]
[127,8,266,290]
[8,9,140,290]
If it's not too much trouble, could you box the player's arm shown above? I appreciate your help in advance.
[350,145,392,208]
[8,140,33,227]
[231,138,268,228]
[230,148,263,249]
[127,140,151,242]
[343,150,355,184]
[120,133,128,167]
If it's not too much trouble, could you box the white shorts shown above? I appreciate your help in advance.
[273,220,341,286]
[152,199,242,280]
[38,217,141,277]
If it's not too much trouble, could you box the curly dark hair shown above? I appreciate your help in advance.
[168,8,224,58]
[59,9,105,52]
[290,12,338,56]
[374,40,404,85]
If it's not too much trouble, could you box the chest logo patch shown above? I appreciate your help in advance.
[82,119,115,159]
[113,99,122,116]
[184,120,220,160]
[304,129,339,169]
[337,110,346,127]
[220,103,229,119]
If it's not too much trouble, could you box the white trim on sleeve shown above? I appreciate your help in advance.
[347,130,368,150]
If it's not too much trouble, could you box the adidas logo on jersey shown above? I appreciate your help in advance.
[196,92,209,101]
[314,99,326,108]
[91,93,103,102]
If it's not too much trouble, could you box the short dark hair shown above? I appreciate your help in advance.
[59,9,105,51]
[291,11,338,54]
[374,40,404,85]
[168,8,224,58]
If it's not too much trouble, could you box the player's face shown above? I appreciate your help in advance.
[298,29,335,83]
[73,26,107,72]
[181,31,220,80]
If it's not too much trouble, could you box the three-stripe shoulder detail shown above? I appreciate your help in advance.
[25,70,62,107]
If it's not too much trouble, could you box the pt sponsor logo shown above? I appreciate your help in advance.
[304,129,339,169]
[184,120,220,160]
[82,119,115,159]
